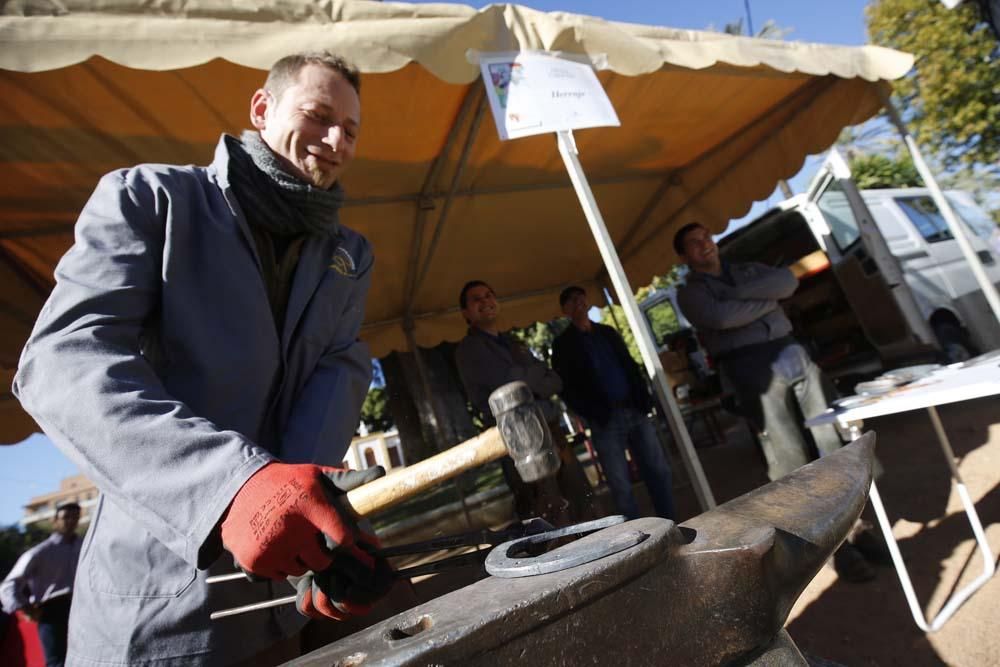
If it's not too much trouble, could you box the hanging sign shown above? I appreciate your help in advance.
[477,51,620,141]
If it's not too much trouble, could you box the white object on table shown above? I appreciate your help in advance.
[807,358,999,632]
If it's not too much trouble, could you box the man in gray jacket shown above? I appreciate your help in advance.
[13,52,393,665]
[454,280,593,523]
[673,223,843,481]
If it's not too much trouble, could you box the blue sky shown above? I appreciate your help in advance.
[0,0,876,527]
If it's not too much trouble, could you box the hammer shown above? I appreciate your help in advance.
[342,381,561,518]
[208,384,567,618]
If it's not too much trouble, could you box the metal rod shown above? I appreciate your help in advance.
[880,91,1000,327]
[209,594,296,621]
[556,130,716,511]
[205,572,246,585]
[926,406,963,483]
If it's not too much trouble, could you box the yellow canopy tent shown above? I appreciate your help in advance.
[0,0,913,455]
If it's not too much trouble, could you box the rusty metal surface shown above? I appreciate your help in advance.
[288,433,875,667]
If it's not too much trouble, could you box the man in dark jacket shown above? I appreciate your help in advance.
[551,286,676,520]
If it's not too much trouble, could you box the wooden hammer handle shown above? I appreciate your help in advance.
[343,427,508,517]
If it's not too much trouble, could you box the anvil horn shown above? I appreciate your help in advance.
[291,433,876,667]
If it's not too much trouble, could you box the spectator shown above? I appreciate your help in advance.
[552,286,676,520]
[674,222,877,582]
[1,503,81,667]
[454,280,594,523]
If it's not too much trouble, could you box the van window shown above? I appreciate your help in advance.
[816,182,861,251]
[895,197,952,243]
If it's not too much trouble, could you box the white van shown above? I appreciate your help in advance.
[716,150,1000,380]
[857,188,1000,359]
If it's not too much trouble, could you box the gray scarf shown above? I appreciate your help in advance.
[226,131,344,238]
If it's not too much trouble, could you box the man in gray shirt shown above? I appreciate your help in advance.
[673,223,842,481]
[2,502,81,666]
[454,280,593,523]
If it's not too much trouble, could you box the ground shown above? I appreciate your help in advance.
[675,395,1000,666]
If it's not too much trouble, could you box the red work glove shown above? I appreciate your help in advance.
[220,463,383,581]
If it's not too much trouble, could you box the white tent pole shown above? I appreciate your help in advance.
[880,93,1000,326]
[556,130,716,511]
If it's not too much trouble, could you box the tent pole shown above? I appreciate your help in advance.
[879,91,1000,326]
[556,130,716,511]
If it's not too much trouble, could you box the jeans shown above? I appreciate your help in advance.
[588,407,676,520]
[722,341,843,481]
[37,596,71,667]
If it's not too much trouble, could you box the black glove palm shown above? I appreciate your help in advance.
[289,466,395,620]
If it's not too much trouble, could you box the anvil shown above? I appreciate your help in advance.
[288,433,876,666]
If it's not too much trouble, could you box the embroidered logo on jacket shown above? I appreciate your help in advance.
[329,247,357,278]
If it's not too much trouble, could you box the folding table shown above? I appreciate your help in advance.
[806,355,999,632]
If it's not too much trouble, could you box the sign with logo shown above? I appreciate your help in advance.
[478,51,620,141]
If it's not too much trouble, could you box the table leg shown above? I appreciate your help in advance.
[864,409,996,633]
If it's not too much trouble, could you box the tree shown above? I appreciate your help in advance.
[848,153,922,188]
[867,0,1000,174]
[359,386,393,433]
[1,523,49,579]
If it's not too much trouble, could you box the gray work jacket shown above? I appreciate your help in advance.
[13,135,373,666]
[676,262,798,359]
[454,327,562,424]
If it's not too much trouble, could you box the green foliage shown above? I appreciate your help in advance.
[645,300,681,344]
[508,319,569,362]
[1,524,49,579]
[359,386,393,433]
[867,0,1000,174]
[597,267,688,364]
[848,153,922,189]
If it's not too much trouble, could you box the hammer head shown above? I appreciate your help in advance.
[488,381,561,483]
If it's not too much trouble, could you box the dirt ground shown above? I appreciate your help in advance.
[672,395,1000,666]
[782,395,1000,667]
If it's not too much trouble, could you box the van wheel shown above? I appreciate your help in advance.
[933,322,976,363]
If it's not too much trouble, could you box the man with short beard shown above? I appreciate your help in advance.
[13,52,394,665]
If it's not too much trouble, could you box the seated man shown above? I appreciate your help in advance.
[454,280,593,523]
[552,286,676,520]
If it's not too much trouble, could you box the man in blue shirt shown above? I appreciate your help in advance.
[551,286,676,520]
[1,502,82,667]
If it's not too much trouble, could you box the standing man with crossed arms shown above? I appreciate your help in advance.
[13,52,394,665]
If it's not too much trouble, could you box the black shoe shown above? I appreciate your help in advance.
[834,543,876,583]
[852,527,893,566]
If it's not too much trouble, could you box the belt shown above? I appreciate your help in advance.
[716,336,795,364]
